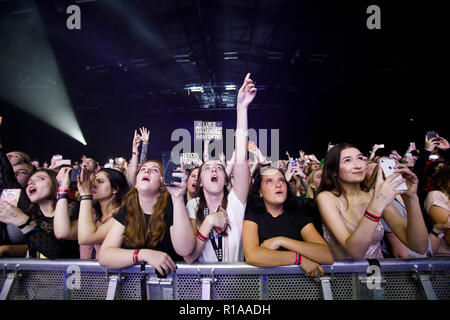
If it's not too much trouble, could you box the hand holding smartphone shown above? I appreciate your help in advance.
[379,159,407,191]
[162,151,182,186]
[0,189,21,207]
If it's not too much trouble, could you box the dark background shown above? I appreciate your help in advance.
[0,0,446,164]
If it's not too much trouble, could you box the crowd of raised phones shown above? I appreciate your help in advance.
[0,74,449,278]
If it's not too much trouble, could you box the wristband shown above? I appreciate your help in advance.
[56,194,69,201]
[364,210,381,222]
[133,249,141,264]
[57,189,69,194]
[132,151,138,155]
[80,195,93,201]
[196,229,208,242]
[18,215,33,229]
[295,253,302,265]
[430,229,445,239]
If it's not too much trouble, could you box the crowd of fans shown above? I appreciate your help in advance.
[0,74,449,278]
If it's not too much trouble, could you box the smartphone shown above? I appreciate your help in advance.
[55,159,71,166]
[70,168,82,182]
[162,151,182,186]
[426,131,437,140]
[409,142,416,150]
[0,189,21,207]
[290,160,297,167]
[379,159,407,191]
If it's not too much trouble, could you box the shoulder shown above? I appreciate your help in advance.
[316,190,338,204]
[113,206,128,225]
[425,190,449,211]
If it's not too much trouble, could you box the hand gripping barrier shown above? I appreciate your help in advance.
[0,258,449,300]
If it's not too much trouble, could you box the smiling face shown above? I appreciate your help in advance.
[26,171,55,203]
[135,161,163,194]
[259,168,288,208]
[338,147,367,184]
[199,160,227,195]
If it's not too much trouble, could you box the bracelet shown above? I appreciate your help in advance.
[196,229,208,242]
[430,229,445,239]
[56,194,69,201]
[133,249,141,264]
[363,210,382,222]
[132,151,138,155]
[80,195,93,201]
[57,189,69,194]
[18,215,33,229]
[295,253,302,265]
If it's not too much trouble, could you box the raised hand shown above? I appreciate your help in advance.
[166,164,187,199]
[56,167,71,190]
[237,73,257,107]
[132,130,142,154]
[394,163,418,198]
[77,168,92,196]
[139,127,150,145]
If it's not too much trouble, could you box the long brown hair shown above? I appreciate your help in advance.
[195,162,229,225]
[317,143,369,209]
[27,169,58,219]
[122,161,170,249]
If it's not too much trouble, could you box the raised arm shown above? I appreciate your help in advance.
[53,167,78,240]
[126,130,142,187]
[233,73,256,204]
[139,127,150,165]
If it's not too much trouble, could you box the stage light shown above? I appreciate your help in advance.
[0,2,87,146]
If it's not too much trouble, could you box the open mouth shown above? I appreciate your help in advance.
[211,176,218,182]
[141,176,151,182]
[28,187,37,195]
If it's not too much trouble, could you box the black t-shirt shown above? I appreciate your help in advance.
[244,206,313,248]
[114,200,183,262]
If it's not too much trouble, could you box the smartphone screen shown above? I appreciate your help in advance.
[0,189,21,207]
[162,151,181,186]
[426,131,437,140]
[70,168,82,182]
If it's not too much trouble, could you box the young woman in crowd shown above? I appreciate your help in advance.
[316,143,428,260]
[77,168,129,259]
[424,163,450,256]
[242,164,333,277]
[0,168,79,258]
[185,167,200,203]
[98,160,194,274]
[183,73,254,264]
[52,167,130,259]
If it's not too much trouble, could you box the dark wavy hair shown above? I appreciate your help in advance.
[247,163,300,215]
[92,168,130,222]
[317,143,369,209]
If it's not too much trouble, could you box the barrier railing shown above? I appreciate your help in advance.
[0,257,449,300]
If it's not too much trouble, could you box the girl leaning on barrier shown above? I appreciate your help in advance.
[242,164,333,278]
[316,143,429,260]
[183,73,254,264]
[98,160,194,275]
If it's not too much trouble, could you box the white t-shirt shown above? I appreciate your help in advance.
[186,189,246,262]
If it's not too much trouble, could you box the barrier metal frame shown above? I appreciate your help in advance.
[0,257,449,300]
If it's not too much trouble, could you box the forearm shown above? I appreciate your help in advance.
[98,246,137,269]
[278,237,333,265]
[235,107,248,165]
[127,153,139,187]
[171,197,195,256]
[245,246,296,267]
[53,199,78,240]
[77,199,97,244]
[342,218,381,260]
[184,218,213,264]
[0,244,28,257]
[404,195,428,253]
[139,143,148,165]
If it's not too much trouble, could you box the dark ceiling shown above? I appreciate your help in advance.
[0,0,446,164]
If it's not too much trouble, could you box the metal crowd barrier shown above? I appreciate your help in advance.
[0,257,448,300]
